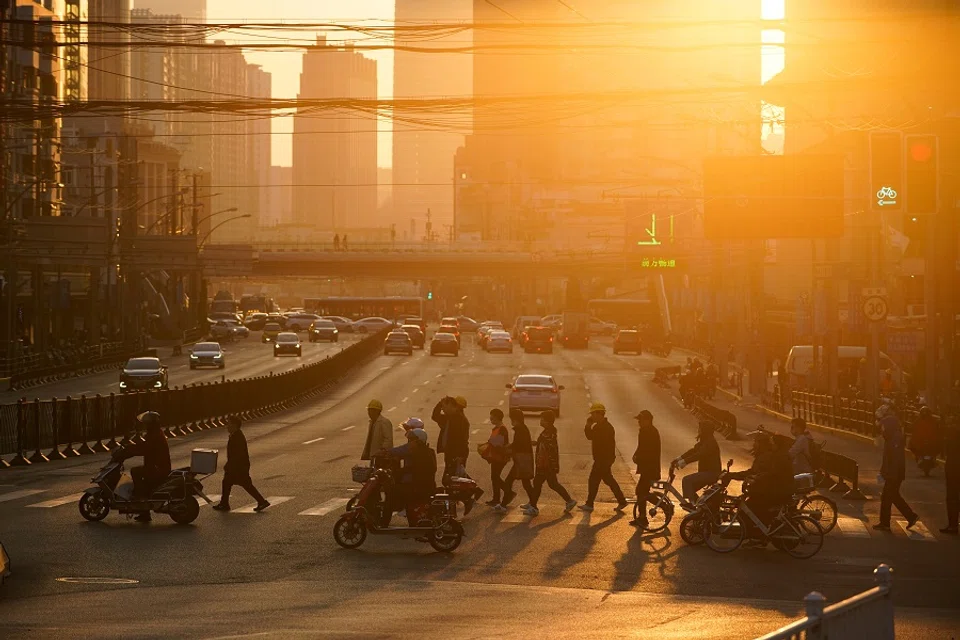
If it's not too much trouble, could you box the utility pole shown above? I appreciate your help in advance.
[88,152,96,216]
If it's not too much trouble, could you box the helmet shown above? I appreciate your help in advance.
[540,409,556,424]
[367,399,383,411]
[454,396,468,408]
[919,406,932,418]
[589,402,606,413]
[136,411,161,428]
[407,428,428,444]
[401,417,424,430]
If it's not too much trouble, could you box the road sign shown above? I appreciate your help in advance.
[862,296,888,322]
[862,287,887,297]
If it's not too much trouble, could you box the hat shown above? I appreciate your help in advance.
[367,399,383,411]
[454,396,468,408]
[634,410,652,421]
[589,402,606,413]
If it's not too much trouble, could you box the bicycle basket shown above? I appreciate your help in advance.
[351,465,375,484]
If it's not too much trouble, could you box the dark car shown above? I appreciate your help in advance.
[243,312,268,331]
[430,332,459,357]
[308,319,339,343]
[273,332,302,357]
[523,326,555,354]
[457,316,481,333]
[189,342,225,369]
[120,357,168,392]
[384,330,414,356]
[613,330,642,355]
[266,313,287,329]
[404,317,427,333]
[400,324,425,349]
[438,324,461,345]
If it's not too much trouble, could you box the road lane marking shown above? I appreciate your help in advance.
[401,397,409,403]
[0,489,45,503]
[498,400,504,406]
[298,498,350,516]
[412,388,419,394]
[504,390,510,396]
[233,496,293,513]
[836,517,870,538]
[380,366,390,371]
[199,494,221,507]
[26,493,84,508]
[898,520,936,541]
[342,425,356,432]
[303,437,326,445]
[472,429,479,435]
[387,406,397,412]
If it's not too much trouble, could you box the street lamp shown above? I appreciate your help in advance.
[198,213,251,248]
[193,207,239,234]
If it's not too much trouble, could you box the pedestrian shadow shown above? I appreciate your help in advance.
[610,526,679,592]
[542,512,624,581]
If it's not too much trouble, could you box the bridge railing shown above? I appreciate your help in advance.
[253,241,632,256]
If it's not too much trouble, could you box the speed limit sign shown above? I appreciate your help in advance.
[862,296,888,322]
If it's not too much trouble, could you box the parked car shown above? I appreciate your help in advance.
[353,317,394,334]
[120,357,168,392]
[456,316,481,333]
[400,324,425,349]
[285,312,324,332]
[383,330,414,355]
[507,374,563,416]
[613,329,642,355]
[438,324,461,345]
[308,320,339,343]
[261,322,282,343]
[430,332,459,357]
[322,316,355,333]
[485,330,514,353]
[189,342,225,369]
[273,332,302,357]
[243,312,268,331]
[523,326,555,354]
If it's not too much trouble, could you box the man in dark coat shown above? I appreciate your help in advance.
[432,395,471,478]
[873,409,918,531]
[631,409,661,527]
[122,411,172,522]
[674,421,722,502]
[580,402,627,512]
[497,409,534,510]
[214,416,270,513]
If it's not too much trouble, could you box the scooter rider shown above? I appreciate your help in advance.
[119,411,171,522]
[672,420,722,503]
[910,406,941,466]
[390,428,437,526]
[728,430,794,532]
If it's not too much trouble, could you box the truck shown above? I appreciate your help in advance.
[560,311,590,349]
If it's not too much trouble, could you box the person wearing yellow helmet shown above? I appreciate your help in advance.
[361,399,394,461]
[432,395,474,483]
[580,402,627,513]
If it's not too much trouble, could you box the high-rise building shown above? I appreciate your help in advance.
[247,64,272,232]
[133,0,205,21]
[293,36,377,231]
[392,0,472,235]
[264,166,293,227]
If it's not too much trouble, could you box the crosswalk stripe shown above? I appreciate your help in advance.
[26,493,84,508]
[898,520,936,541]
[298,498,350,517]
[232,496,293,514]
[0,489,45,503]
[500,512,533,524]
[836,517,870,538]
[199,494,221,507]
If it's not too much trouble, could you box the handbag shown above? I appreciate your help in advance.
[513,452,534,479]
[477,442,493,462]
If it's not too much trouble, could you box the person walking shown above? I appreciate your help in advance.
[523,411,577,516]
[495,409,534,511]
[788,417,815,475]
[361,399,393,461]
[333,233,340,251]
[432,396,471,479]
[873,406,919,531]
[672,420,721,503]
[213,416,270,512]
[940,415,959,534]
[483,408,511,506]
[630,409,661,527]
[580,402,628,512]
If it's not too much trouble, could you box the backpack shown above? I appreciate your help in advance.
[806,438,824,470]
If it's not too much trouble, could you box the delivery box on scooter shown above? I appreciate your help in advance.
[191,449,219,475]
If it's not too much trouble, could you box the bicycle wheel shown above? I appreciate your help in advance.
[703,511,745,553]
[633,492,673,533]
[679,511,706,545]
[797,495,837,534]
[776,515,824,559]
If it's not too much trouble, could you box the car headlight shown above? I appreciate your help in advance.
[154,381,163,387]
[214,354,222,359]
[190,354,198,359]
[274,343,280,348]
[119,381,127,388]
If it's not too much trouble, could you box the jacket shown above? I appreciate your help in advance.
[224,430,252,480]
[731,449,794,502]
[680,433,721,474]
[788,431,814,475]
[633,424,661,480]
[124,428,171,481]
[361,414,394,461]
[510,423,533,458]
[585,418,617,464]
[879,416,906,481]
[433,400,470,458]
[535,427,561,474]
[408,445,438,501]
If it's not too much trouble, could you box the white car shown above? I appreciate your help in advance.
[209,319,246,341]
[284,312,323,332]
[322,316,355,333]
[352,317,394,334]
[485,330,514,353]
[507,374,564,417]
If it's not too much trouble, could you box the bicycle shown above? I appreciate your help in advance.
[792,473,838,534]
[634,459,734,537]
[702,492,825,559]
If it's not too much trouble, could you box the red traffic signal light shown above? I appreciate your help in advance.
[909,141,933,163]
[904,134,938,215]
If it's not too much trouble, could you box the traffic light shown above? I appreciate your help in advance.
[427,291,433,301]
[905,134,939,215]
[869,131,902,212]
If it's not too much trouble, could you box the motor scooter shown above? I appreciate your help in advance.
[79,445,215,524]
[334,459,467,552]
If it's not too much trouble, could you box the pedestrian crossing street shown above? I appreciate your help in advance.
[0,487,946,542]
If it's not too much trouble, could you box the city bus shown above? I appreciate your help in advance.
[303,297,424,321]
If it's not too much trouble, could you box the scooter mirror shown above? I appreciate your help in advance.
[726,459,733,469]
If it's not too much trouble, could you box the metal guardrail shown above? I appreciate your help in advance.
[254,241,631,255]
[0,329,388,466]
[756,565,894,640]
[691,397,738,440]
[769,432,865,500]
[0,342,141,391]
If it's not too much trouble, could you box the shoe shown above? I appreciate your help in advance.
[905,515,919,530]
[564,500,577,513]
[518,503,531,510]
[872,523,891,531]
[253,501,271,513]
[493,504,508,513]
[397,510,407,518]
[614,501,629,513]
[629,518,648,528]
[578,504,594,512]
[134,513,152,522]
[485,499,499,507]
[939,526,958,535]
[522,506,539,516]
[463,499,476,516]
[212,502,231,512]
[501,490,516,506]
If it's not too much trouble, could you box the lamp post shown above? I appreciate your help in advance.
[145,205,236,237]
[195,214,250,326]
[198,213,250,247]
[193,207,239,236]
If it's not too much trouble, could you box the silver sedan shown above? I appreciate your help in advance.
[506,374,564,417]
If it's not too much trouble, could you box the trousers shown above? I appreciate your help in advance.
[500,464,534,505]
[221,475,266,505]
[681,471,720,502]
[529,471,572,507]
[879,477,917,526]
[945,474,959,528]
[490,461,508,502]
[586,461,626,505]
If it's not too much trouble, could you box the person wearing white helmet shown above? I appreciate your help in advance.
[388,427,436,526]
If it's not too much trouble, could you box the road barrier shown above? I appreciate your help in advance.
[646,341,672,357]
[653,365,682,384]
[691,397,738,440]
[770,432,865,500]
[756,565,893,640]
[1,341,142,392]
[0,329,388,466]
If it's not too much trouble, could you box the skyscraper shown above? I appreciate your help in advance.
[293,36,377,231]
[133,0,205,21]
[392,0,472,238]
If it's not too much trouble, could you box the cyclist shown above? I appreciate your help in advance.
[728,430,794,530]
[672,420,721,503]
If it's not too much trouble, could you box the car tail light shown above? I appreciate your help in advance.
[549,388,557,393]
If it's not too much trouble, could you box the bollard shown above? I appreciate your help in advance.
[91,394,111,453]
[28,398,49,463]
[46,398,67,460]
[8,399,30,466]
[60,396,80,457]
[76,395,95,455]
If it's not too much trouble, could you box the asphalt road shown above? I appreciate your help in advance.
[1,335,957,639]
[0,332,361,405]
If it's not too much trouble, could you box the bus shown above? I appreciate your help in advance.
[303,296,424,321]
[240,294,276,317]
[587,298,667,337]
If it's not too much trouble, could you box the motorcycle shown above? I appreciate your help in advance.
[334,458,467,552]
[78,445,215,524]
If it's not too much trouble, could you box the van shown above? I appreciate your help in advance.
[512,316,542,340]
[784,345,902,389]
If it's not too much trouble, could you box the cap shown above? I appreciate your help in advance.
[589,402,606,413]
[454,396,468,408]
[367,399,383,411]
[634,409,652,421]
